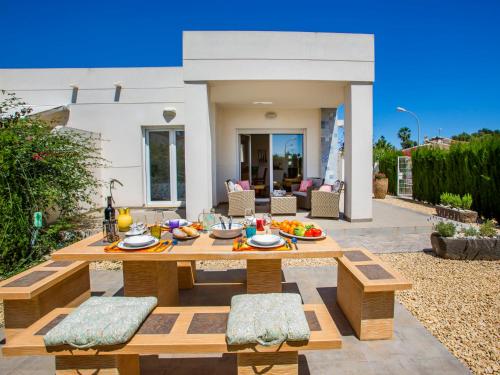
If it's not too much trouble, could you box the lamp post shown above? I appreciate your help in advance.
[396,106,421,145]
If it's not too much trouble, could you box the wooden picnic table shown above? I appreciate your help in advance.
[51,225,343,306]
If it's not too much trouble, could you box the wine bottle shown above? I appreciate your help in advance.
[104,196,115,221]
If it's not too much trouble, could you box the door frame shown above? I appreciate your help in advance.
[236,129,307,194]
[143,126,185,207]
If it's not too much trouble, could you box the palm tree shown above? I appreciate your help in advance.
[397,127,417,149]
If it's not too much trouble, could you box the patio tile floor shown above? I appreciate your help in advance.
[0,267,470,374]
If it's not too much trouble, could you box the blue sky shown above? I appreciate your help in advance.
[1,0,499,146]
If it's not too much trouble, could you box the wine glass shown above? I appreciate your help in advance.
[263,213,272,234]
[244,208,255,226]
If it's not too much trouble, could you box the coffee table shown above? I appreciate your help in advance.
[271,195,297,215]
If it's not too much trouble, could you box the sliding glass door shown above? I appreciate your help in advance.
[145,129,185,205]
[238,131,304,196]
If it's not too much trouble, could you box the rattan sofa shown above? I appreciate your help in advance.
[310,181,344,219]
[225,180,256,216]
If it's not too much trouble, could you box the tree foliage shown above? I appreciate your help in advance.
[451,128,500,142]
[373,136,401,195]
[0,93,103,275]
[397,127,417,149]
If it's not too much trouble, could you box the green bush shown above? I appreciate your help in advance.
[0,93,103,276]
[462,226,479,237]
[434,221,456,237]
[461,194,473,210]
[479,220,497,238]
[412,136,500,221]
[377,149,402,195]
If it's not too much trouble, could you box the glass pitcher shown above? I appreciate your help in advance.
[198,209,216,232]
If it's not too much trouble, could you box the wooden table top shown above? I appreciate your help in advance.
[51,226,343,262]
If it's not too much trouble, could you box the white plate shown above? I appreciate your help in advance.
[279,230,326,241]
[247,237,286,249]
[117,238,159,250]
[123,235,156,247]
[251,234,281,246]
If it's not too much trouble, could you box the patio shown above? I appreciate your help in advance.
[0,264,469,374]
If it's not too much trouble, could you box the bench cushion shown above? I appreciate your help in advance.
[44,297,157,348]
[226,293,310,346]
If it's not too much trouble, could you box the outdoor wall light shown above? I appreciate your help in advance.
[253,101,273,105]
[163,107,176,122]
[265,111,277,119]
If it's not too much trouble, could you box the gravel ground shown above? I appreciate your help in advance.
[379,252,500,375]
[379,195,437,216]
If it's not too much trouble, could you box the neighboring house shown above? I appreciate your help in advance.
[0,31,375,222]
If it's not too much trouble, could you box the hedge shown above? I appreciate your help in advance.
[378,150,402,195]
[412,136,500,221]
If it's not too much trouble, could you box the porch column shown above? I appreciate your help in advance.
[344,82,373,221]
[184,82,213,221]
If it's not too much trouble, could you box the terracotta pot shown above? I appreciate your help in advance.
[373,178,388,199]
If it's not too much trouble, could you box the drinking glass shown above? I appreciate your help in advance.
[151,210,163,239]
[263,213,272,234]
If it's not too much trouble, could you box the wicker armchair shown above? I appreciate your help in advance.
[311,182,344,219]
[291,178,323,210]
[225,181,255,217]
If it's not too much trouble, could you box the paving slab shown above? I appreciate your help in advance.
[0,268,470,374]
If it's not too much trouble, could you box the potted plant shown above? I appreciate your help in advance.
[436,193,478,223]
[373,172,389,199]
[430,218,500,260]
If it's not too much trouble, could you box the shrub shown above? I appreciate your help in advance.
[412,137,500,221]
[377,149,403,194]
[434,221,456,237]
[461,226,479,237]
[461,194,473,210]
[479,220,497,238]
[0,93,103,276]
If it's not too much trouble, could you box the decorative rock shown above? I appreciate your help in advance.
[431,233,500,260]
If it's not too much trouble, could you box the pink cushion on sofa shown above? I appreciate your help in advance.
[238,180,251,190]
[319,184,332,192]
[299,179,313,192]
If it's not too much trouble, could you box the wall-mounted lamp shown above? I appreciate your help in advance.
[265,111,277,119]
[69,84,78,104]
[114,83,122,102]
[163,107,176,122]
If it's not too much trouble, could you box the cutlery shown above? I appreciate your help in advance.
[167,240,177,252]
[292,237,298,250]
[219,217,226,230]
[229,216,233,230]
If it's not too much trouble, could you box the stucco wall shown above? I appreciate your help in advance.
[215,107,321,204]
[0,67,185,207]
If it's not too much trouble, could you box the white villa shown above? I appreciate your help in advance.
[0,31,374,222]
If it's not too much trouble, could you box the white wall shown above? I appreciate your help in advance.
[0,67,185,208]
[184,31,374,82]
[215,107,321,204]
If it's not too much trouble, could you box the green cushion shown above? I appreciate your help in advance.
[226,293,310,346]
[44,296,157,348]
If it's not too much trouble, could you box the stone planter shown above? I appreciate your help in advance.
[436,205,478,223]
[430,232,500,260]
[373,178,388,199]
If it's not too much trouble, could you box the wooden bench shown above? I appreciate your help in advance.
[0,260,90,341]
[2,304,341,374]
[336,247,412,340]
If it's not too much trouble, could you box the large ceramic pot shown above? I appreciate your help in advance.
[373,177,389,199]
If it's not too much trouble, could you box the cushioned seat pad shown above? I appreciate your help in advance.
[44,296,157,348]
[226,293,310,346]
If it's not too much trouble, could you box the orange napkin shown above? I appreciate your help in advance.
[232,238,292,251]
[104,240,172,253]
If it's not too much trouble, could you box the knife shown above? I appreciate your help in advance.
[229,216,233,230]
[219,217,226,230]
[292,237,298,250]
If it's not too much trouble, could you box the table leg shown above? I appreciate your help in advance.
[237,352,298,374]
[123,261,179,306]
[246,259,282,293]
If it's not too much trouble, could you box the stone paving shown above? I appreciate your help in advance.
[0,267,470,374]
